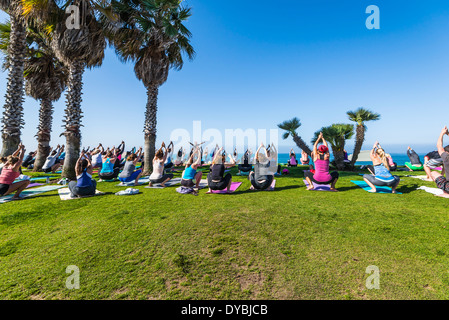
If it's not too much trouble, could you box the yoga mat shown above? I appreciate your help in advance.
[116,181,145,187]
[303,180,331,191]
[27,183,44,189]
[26,176,54,182]
[407,175,433,181]
[0,185,64,204]
[351,180,402,194]
[210,182,242,194]
[236,171,250,176]
[58,188,105,201]
[144,178,182,189]
[198,179,209,189]
[417,186,449,198]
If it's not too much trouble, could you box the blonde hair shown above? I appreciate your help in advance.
[212,153,225,165]
[376,148,390,170]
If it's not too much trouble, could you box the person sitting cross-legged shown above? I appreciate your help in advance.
[149,142,174,188]
[119,147,143,186]
[68,152,97,198]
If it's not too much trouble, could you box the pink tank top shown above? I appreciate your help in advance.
[0,167,20,185]
[313,157,331,182]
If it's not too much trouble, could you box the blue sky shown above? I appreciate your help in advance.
[1,0,449,154]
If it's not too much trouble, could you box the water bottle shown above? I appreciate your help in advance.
[46,177,50,184]
[62,178,67,186]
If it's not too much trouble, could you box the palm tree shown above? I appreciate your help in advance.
[0,22,68,171]
[0,0,27,156]
[23,0,107,179]
[347,108,380,167]
[312,123,354,170]
[107,0,195,175]
[25,27,68,171]
[278,117,312,156]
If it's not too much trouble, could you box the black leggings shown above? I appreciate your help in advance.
[98,168,120,180]
[207,173,232,191]
[250,173,274,190]
[304,170,339,185]
[238,164,252,172]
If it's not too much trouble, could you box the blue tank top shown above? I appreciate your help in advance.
[76,169,93,188]
[183,166,197,180]
[101,158,114,174]
[374,164,394,181]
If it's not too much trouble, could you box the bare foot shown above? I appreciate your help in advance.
[306,187,314,191]
[368,189,377,193]
[330,188,339,192]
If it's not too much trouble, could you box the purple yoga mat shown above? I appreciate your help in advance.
[211,182,242,194]
[303,180,331,191]
[27,183,44,189]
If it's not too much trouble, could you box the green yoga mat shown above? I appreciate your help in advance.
[351,180,402,194]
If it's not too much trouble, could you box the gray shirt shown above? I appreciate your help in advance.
[442,152,449,178]
[119,161,135,179]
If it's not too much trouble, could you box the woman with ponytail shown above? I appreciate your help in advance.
[68,152,97,198]
[363,141,400,193]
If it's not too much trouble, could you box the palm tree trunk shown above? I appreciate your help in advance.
[293,135,312,157]
[143,85,159,176]
[1,13,26,156]
[33,98,53,171]
[61,61,84,180]
[333,149,346,170]
[350,125,365,167]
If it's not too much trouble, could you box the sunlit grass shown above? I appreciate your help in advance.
[0,165,448,300]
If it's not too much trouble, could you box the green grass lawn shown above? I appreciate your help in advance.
[1,166,448,300]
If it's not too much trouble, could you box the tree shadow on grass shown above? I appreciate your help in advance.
[395,184,421,194]
[334,186,360,192]
[228,185,301,195]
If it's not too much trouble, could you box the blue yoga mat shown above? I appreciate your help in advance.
[351,180,402,194]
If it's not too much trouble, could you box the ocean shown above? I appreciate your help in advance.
[276,153,422,166]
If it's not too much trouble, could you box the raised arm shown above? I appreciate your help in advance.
[13,144,26,170]
[56,145,64,158]
[255,143,264,160]
[11,144,22,157]
[438,126,449,155]
[227,152,236,166]
[313,133,323,155]
[194,148,202,165]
